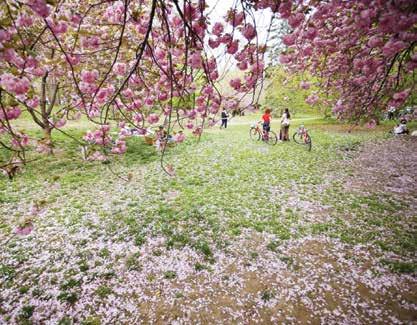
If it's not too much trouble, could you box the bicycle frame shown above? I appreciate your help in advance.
[297,126,309,142]
[250,122,278,145]
[253,122,269,140]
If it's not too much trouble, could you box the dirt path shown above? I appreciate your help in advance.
[344,137,417,213]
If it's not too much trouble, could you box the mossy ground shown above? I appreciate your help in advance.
[1,114,416,323]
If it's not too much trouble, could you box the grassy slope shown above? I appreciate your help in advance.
[0,114,416,323]
[1,114,416,256]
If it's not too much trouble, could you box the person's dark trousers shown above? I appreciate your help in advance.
[221,119,227,128]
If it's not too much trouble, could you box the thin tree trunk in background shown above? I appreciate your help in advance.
[41,73,53,153]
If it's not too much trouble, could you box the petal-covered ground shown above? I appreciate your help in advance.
[1,116,416,323]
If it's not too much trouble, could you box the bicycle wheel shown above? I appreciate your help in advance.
[266,131,278,145]
[292,131,303,144]
[304,134,312,151]
[250,128,260,141]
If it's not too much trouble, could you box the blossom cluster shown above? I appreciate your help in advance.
[275,0,416,121]
[0,0,269,163]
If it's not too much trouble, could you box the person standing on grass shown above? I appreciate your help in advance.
[220,108,229,129]
[280,108,291,141]
[262,108,272,135]
[394,119,409,135]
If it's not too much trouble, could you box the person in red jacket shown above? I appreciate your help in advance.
[262,108,272,135]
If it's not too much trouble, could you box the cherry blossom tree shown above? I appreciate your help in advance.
[0,0,268,175]
[1,0,416,176]
[277,0,417,123]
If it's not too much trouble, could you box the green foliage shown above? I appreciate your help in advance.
[266,240,281,252]
[58,292,78,304]
[163,270,177,279]
[95,285,113,299]
[267,20,291,65]
[0,264,16,281]
[381,260,417,274]
[261,289,276,302]
[263,66,325,117]
[60,278,81,290]
[81,317,101,325]
[19,305,35,320]
[58,317,73,325]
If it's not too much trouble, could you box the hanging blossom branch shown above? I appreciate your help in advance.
[2,0,413,176]
[276,0,417,124]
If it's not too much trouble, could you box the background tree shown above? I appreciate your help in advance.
[267,19,290,66]
[1,0,416,176]
[263,66,325,117]
[277,0,417,124]
[0,0,267,173]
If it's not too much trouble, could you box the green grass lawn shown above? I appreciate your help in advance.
[1,113,416,323]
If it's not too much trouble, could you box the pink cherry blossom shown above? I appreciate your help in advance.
[192,126,202,136]
[279,54,291,64]
[242,24,256,40]
[16,14,34,27]
[382,40,407,58]
[288,12,304,28]
[230,78,242,91]
[300,81,310,90]
[208,38,220,49]
[173,132,185,143]
[147,113,159,124]
[188,109,197,120]
[111,139,127,154]
[279,2,292,18]
[88,150,107,161]
[27,0,50,18]
[226,40,239,55]
[0,30,11,43]
[122,88,134,98]
[212,22,224,36]
[0,74,30,95]
[189,52,202,69]
[219,33,232,44]
[145,97,154,107]
[227,10,244,27]
[305,28,317,41]
[154,48,166,60]
[367,36,384,48]
[81,70,99,84]
[366,119,377,128]
[113,63,127,76]
[237,61,248,70]
[2,49,25,67]
[282,33,296,46]
[158,92,168,101]
[392,88,410,103]
[202,85,214,96]
[133,113,143,124]
[15,222,33,235]
[306,94,319,105]
[54,118,66,128]
[49,20,68,34]
[27,97,40,108]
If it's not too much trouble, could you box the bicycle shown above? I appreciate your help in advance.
[293,124,312,151]
[249,121,278,145]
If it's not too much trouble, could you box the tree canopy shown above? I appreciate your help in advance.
[0,0,416,171]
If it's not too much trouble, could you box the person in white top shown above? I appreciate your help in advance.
[394,119,408,135]
[280,108,291,141]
